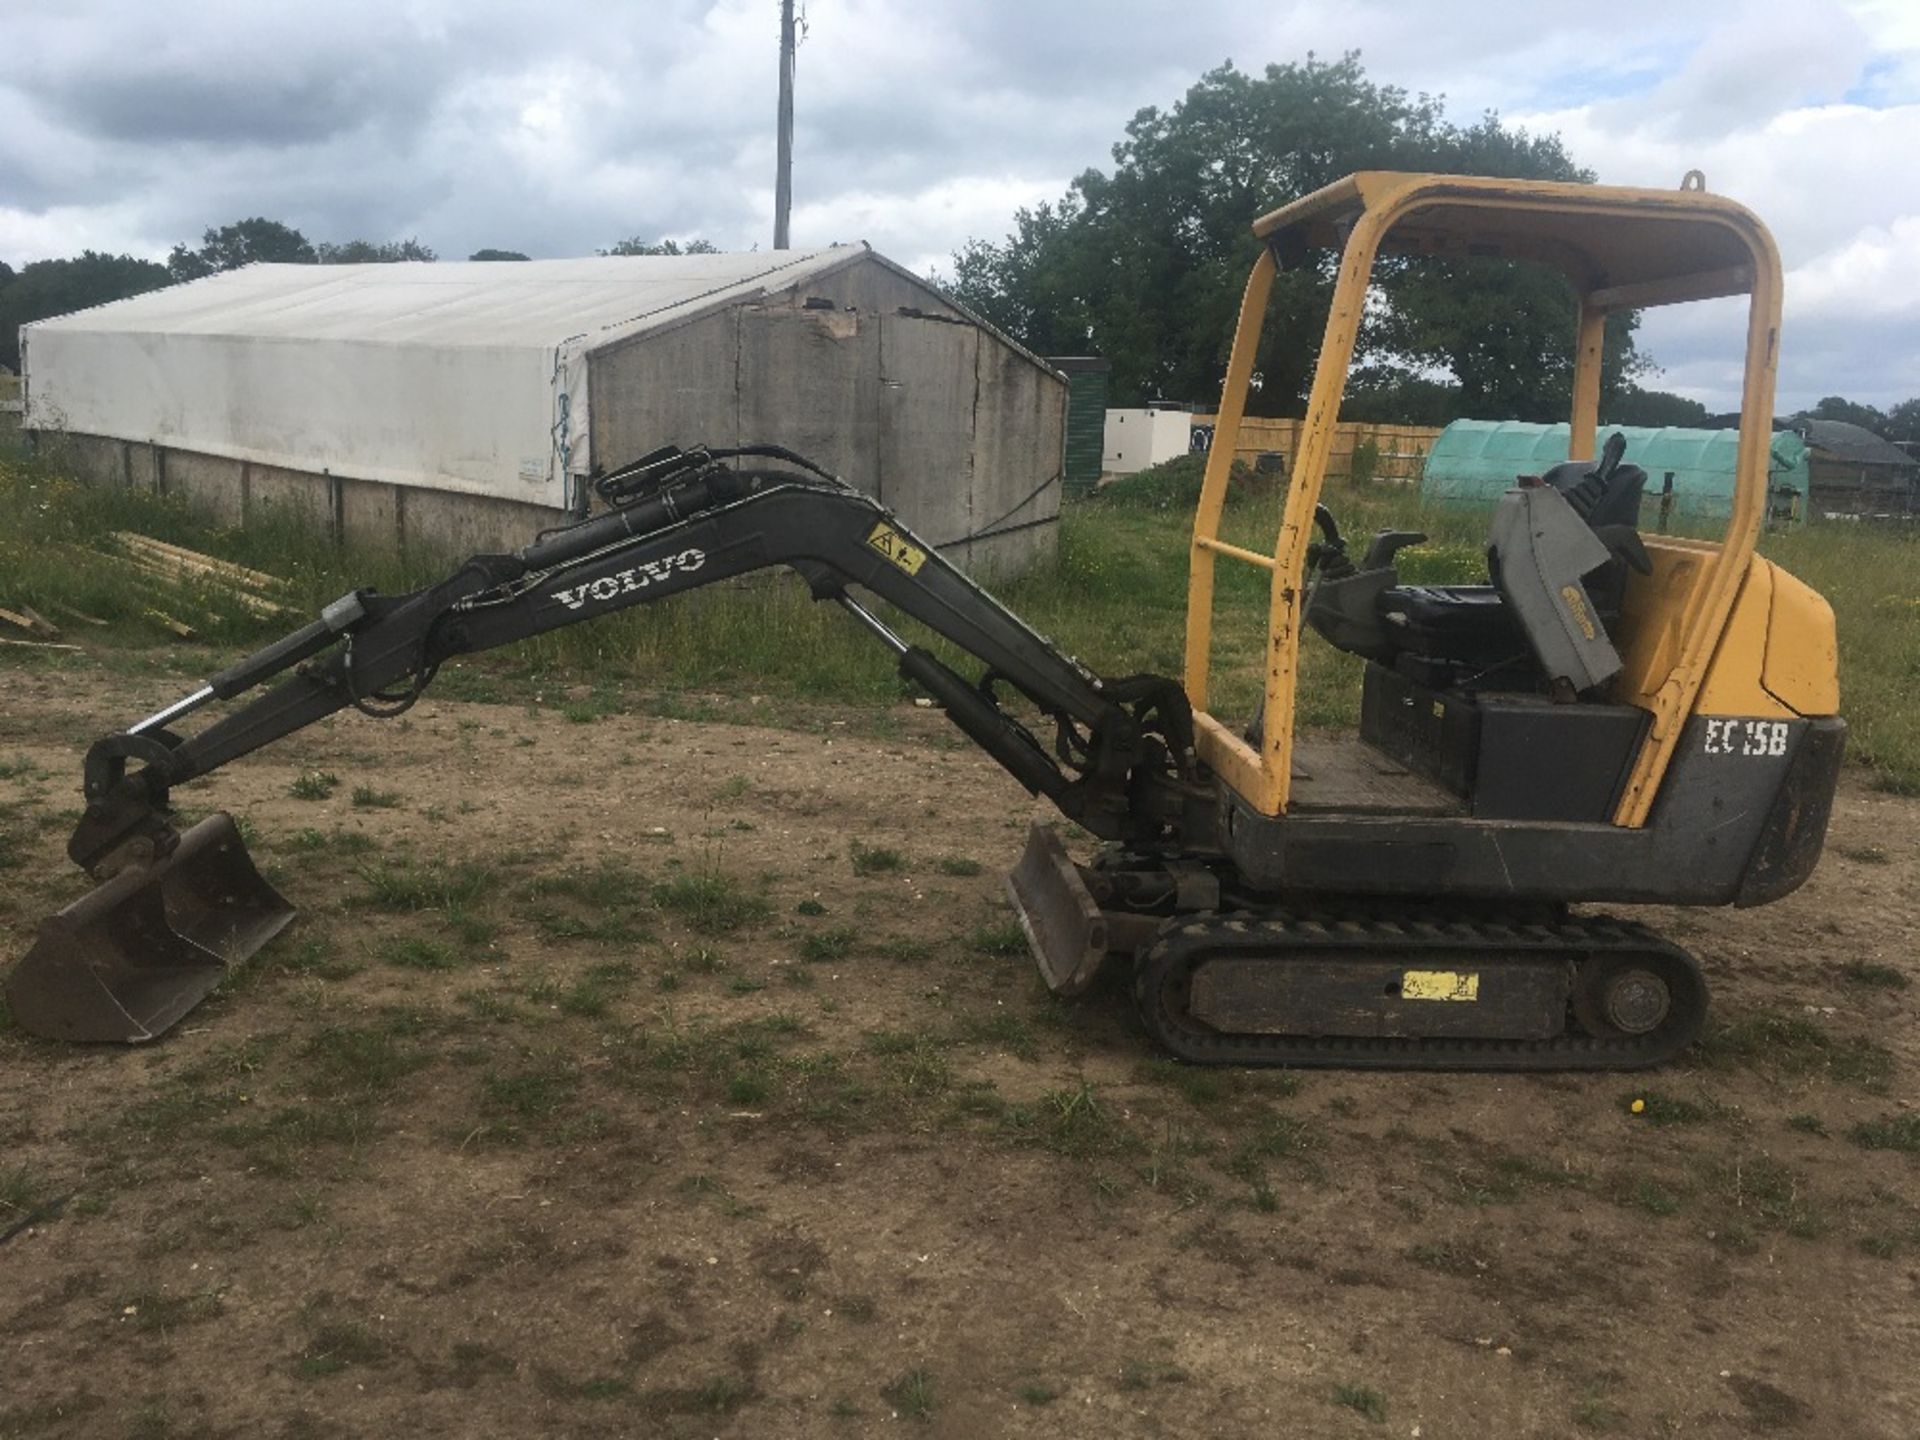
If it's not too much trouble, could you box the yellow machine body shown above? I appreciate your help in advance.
[1181,170,1841,825]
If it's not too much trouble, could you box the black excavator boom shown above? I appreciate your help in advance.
[6,441,1752,1071]
[7,445,1207,1042]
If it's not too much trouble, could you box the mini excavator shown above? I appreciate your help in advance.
[6,173,1845,1068]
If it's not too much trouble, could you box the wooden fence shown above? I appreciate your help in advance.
[1195,417,1441,484]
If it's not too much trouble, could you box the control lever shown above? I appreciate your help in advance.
[1360,530,1428,571]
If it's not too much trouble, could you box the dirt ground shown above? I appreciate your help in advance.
[1,659,1917,1439]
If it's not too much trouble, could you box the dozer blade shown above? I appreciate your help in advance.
[5,813,294,1043]
[1006,823,1111,996]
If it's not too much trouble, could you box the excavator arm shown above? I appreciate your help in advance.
[12,445,1208,1041]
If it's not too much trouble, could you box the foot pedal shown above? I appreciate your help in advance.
[1005,823,1110,996]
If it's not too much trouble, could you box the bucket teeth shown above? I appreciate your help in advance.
[1005,823,1110,996]
[4,813,294,1043]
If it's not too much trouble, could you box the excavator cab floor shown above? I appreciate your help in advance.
[1288,736,1463,816]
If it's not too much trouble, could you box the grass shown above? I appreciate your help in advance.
[1625,1091,1712,1126]
[850,839,905,875]
[1765,518,1920,792]
[967,920,1026,958]
[482,1061,579,1123]
[356,858,498,913]
[1849,1114,1920,1152]
[1,1166,47,1225]
[3,447,1916,791]
[123,1289,225,1334]
[1840,960,1909,990]
[1707,1155,1825,1239]
[881,1368,936,1420]
[956,1011,1038,1060]
[297,1320,388,1378]
[1334,1382,1387,1423]
[799,926,858,963]
[1623,1177,1685,1216]
[1693,1009,1893,1089]
[652,871,772,933]
[1572,1388,1628,1432]
[350,785,403,809]
[1002,1081,1139,1161]
[377,936,461,971]
[1118,1358,1189,1390]
[289,771,339,801]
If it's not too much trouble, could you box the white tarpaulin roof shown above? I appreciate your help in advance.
[22,247,863,507]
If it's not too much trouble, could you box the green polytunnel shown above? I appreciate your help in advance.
[1419,421,1809,526]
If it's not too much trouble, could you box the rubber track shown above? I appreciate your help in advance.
[1134,910,1707,1071]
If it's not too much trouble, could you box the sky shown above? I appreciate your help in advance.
[3,0,1916,410]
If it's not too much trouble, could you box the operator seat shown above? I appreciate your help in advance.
[1375,434,1650,690]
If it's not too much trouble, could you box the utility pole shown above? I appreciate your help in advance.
[773,0,796,250]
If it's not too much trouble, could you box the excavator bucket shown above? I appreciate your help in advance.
[1006,823,1112,997]
[5,814,294,1043]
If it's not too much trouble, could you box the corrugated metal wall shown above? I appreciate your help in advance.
[587,254,1065,575]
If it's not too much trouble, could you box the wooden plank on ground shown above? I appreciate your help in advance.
[144,608,197,640]
[0,606,60,639]
[18,605,60,639]
[111,532,284,593]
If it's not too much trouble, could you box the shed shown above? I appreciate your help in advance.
[1796,419,1918,517]
[1420,421,1809,526]
[20,247,1065,573]
[1046,356,1110,495]
[1103,407,1193,476]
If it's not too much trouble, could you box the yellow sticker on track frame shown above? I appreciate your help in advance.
[1401,969,1480,1002]
[866,522,927,576]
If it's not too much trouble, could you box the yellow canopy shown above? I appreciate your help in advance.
[1252,172,1772,310]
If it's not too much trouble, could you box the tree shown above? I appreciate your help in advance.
[0,252,171,369]
[1605,387,1710,428]
[0,259,15,293]
[168,218,317,281]
[1883,398,1920,445]
[1798,395,1889,435]
[599,237,720,256]
[1340,367,1465,428]
[469,249,530,262]
[947,55,1643,421]
[316,238,436,264]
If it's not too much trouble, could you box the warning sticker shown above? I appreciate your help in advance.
[1401,970,1480,1003]
[1559,583,1597,640]
[867,522,927,576]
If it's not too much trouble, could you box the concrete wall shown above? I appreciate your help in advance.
[589,253,1064,577]
[26,430,562,556]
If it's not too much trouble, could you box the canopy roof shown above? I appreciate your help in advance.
[1253,172,1771,311]
[26,247,867,353]
[1797,418,1916,468]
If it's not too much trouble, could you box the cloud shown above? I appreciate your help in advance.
[1509,3,1920,408]
[0,0,1913,408]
